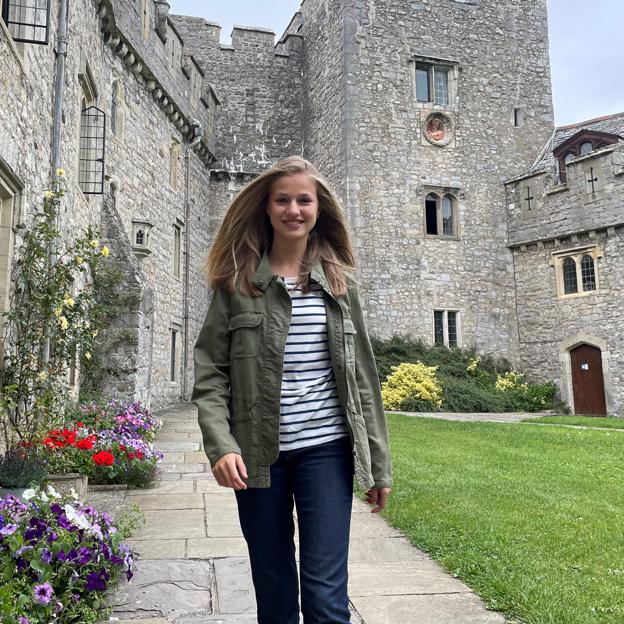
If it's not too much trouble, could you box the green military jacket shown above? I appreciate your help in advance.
[192,250,392,490]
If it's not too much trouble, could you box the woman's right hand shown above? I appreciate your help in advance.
[212,453,248,490]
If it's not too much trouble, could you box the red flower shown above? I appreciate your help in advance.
[127,452,135,461]
[136,450,144,460]
[76,421,84,427]
[92,451,115,466]
[119,444,126,452]
[76,438,94,450]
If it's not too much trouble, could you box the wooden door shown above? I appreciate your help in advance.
[570,344,607,415]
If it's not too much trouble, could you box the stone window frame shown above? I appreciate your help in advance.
[169,322,182,384]
[550,245,602,299]
[172,217,184,279]
[0,157,23,355]
[433,309,461,348]
[169,136,180,190]
[166,21,182,73]
[110,76,125,141]
[423,187,460,239]
[131,218,153,259]
[411,55,460,110]
[141,0,151,40]
[0,0,29,67]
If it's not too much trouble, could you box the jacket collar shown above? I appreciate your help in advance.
[251,247,331,294]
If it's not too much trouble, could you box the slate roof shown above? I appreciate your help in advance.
[529,111,624,174]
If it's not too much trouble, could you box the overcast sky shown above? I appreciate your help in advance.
[168,0,624,127]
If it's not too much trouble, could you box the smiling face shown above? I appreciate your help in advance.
[266,173,319,247]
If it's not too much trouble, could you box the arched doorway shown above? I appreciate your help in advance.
[570,344,607,415]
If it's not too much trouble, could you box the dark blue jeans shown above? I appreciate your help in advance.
[235,437,354,624]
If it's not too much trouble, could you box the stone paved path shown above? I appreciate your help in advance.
[100,404,506,623]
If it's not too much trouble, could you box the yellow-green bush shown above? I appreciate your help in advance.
[381,362,443,411]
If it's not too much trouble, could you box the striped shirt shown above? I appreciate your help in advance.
[279,276,349,451]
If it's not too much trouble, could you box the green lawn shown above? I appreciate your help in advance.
[383,413,624,624]
[523,415,624,430]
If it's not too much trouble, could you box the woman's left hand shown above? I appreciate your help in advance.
[365,487,391,513]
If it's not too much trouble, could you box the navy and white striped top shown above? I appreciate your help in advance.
[279,276,349,451]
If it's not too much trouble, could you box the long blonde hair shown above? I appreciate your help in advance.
[205,156,356,297]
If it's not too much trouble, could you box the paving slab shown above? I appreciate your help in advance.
[195,480,234,494]
[107,559,214,620]
[156,442,202,451]
[125,539,187,559]
[213,558,255,614]
[352,593,507,623]
[161,463,209,474]
[348,511,404,538]
[131,510,206,540]
[180,472,218,480]
[126,481,195,495]
[160,451,185,464]
[128,493,205,510]
[348,536,428,563]
[187,537,249,559]
[396,411,535,424]
[186,450,210,463]
[348,561,470,596]
[175,616,257,623]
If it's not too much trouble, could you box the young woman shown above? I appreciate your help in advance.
[192,155,392,624]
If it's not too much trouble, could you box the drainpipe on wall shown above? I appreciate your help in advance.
[50,0,69,186]
[182,120,203,398]
[43,0,69,366]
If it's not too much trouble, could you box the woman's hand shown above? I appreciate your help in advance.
[365,487,391,513]
[212,453,248,490]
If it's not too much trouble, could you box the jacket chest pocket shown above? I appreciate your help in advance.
[343,318,357,363]
[228,312,263,359]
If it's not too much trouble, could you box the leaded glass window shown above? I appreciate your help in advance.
[580,141,593,156]
[425,193,438,235]
[442,195,454,236]
[79,106,106,195]
[416,67,430,102]
[580,255,596,291]
[433,69,449,105]
[447,311,457,347]
[434,311,445,346]
[562,257,578,294]
[135,229,145,246]
[1,0,50,44]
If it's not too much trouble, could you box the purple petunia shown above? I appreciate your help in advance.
[77,546,92,565]
[0,523,18,536]
[41,548,53,564]
[18,617,29,624]
[33,582,53,605]
[85,567,109,592]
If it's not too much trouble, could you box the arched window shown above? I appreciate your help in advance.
[135,229,145,246]
[580,255,596,291]
[580,141,593,156]
[425,193,439,235]
[562,257,577,294]
[425,191,457,237]
[442,195,454,236]
[564,152,575,165]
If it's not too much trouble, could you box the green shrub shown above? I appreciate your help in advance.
[371,335,558,413]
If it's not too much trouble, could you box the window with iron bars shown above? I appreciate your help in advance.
[1,0,50,44]
[79,106,106,195]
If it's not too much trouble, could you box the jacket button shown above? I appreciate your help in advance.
[259,280,264,286]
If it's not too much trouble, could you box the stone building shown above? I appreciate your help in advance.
[1,0,621,415]
[1,0,217,405]
[505,113,624,416]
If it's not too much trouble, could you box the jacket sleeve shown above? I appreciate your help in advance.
[192,287,242,466]
[348,283,393,488]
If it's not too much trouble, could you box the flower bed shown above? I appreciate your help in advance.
[0,486,136,623]
[38,400,163,489]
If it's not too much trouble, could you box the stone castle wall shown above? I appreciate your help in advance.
[321,0,553,362]
[0,0,215,408]
[506,142,624,414]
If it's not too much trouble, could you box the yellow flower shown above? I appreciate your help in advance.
[37,371,48,381]
[56,167,65,177]
[63,295,75,308]
[381,362,443,411]
[44,190,55,200]
[84,352,92,361]
[90,239,99,248]
[92,329,99,337]
[101,246,110,258]
[75,256,84,264]
[59,316,69,330]
[53,306,63,317]
[84,320,90,329]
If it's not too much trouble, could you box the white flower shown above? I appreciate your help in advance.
[39,490,49,503]
[64,504,77,520]
[22,488,37,500]
[46,485,61,498]
[69,487,78,500]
